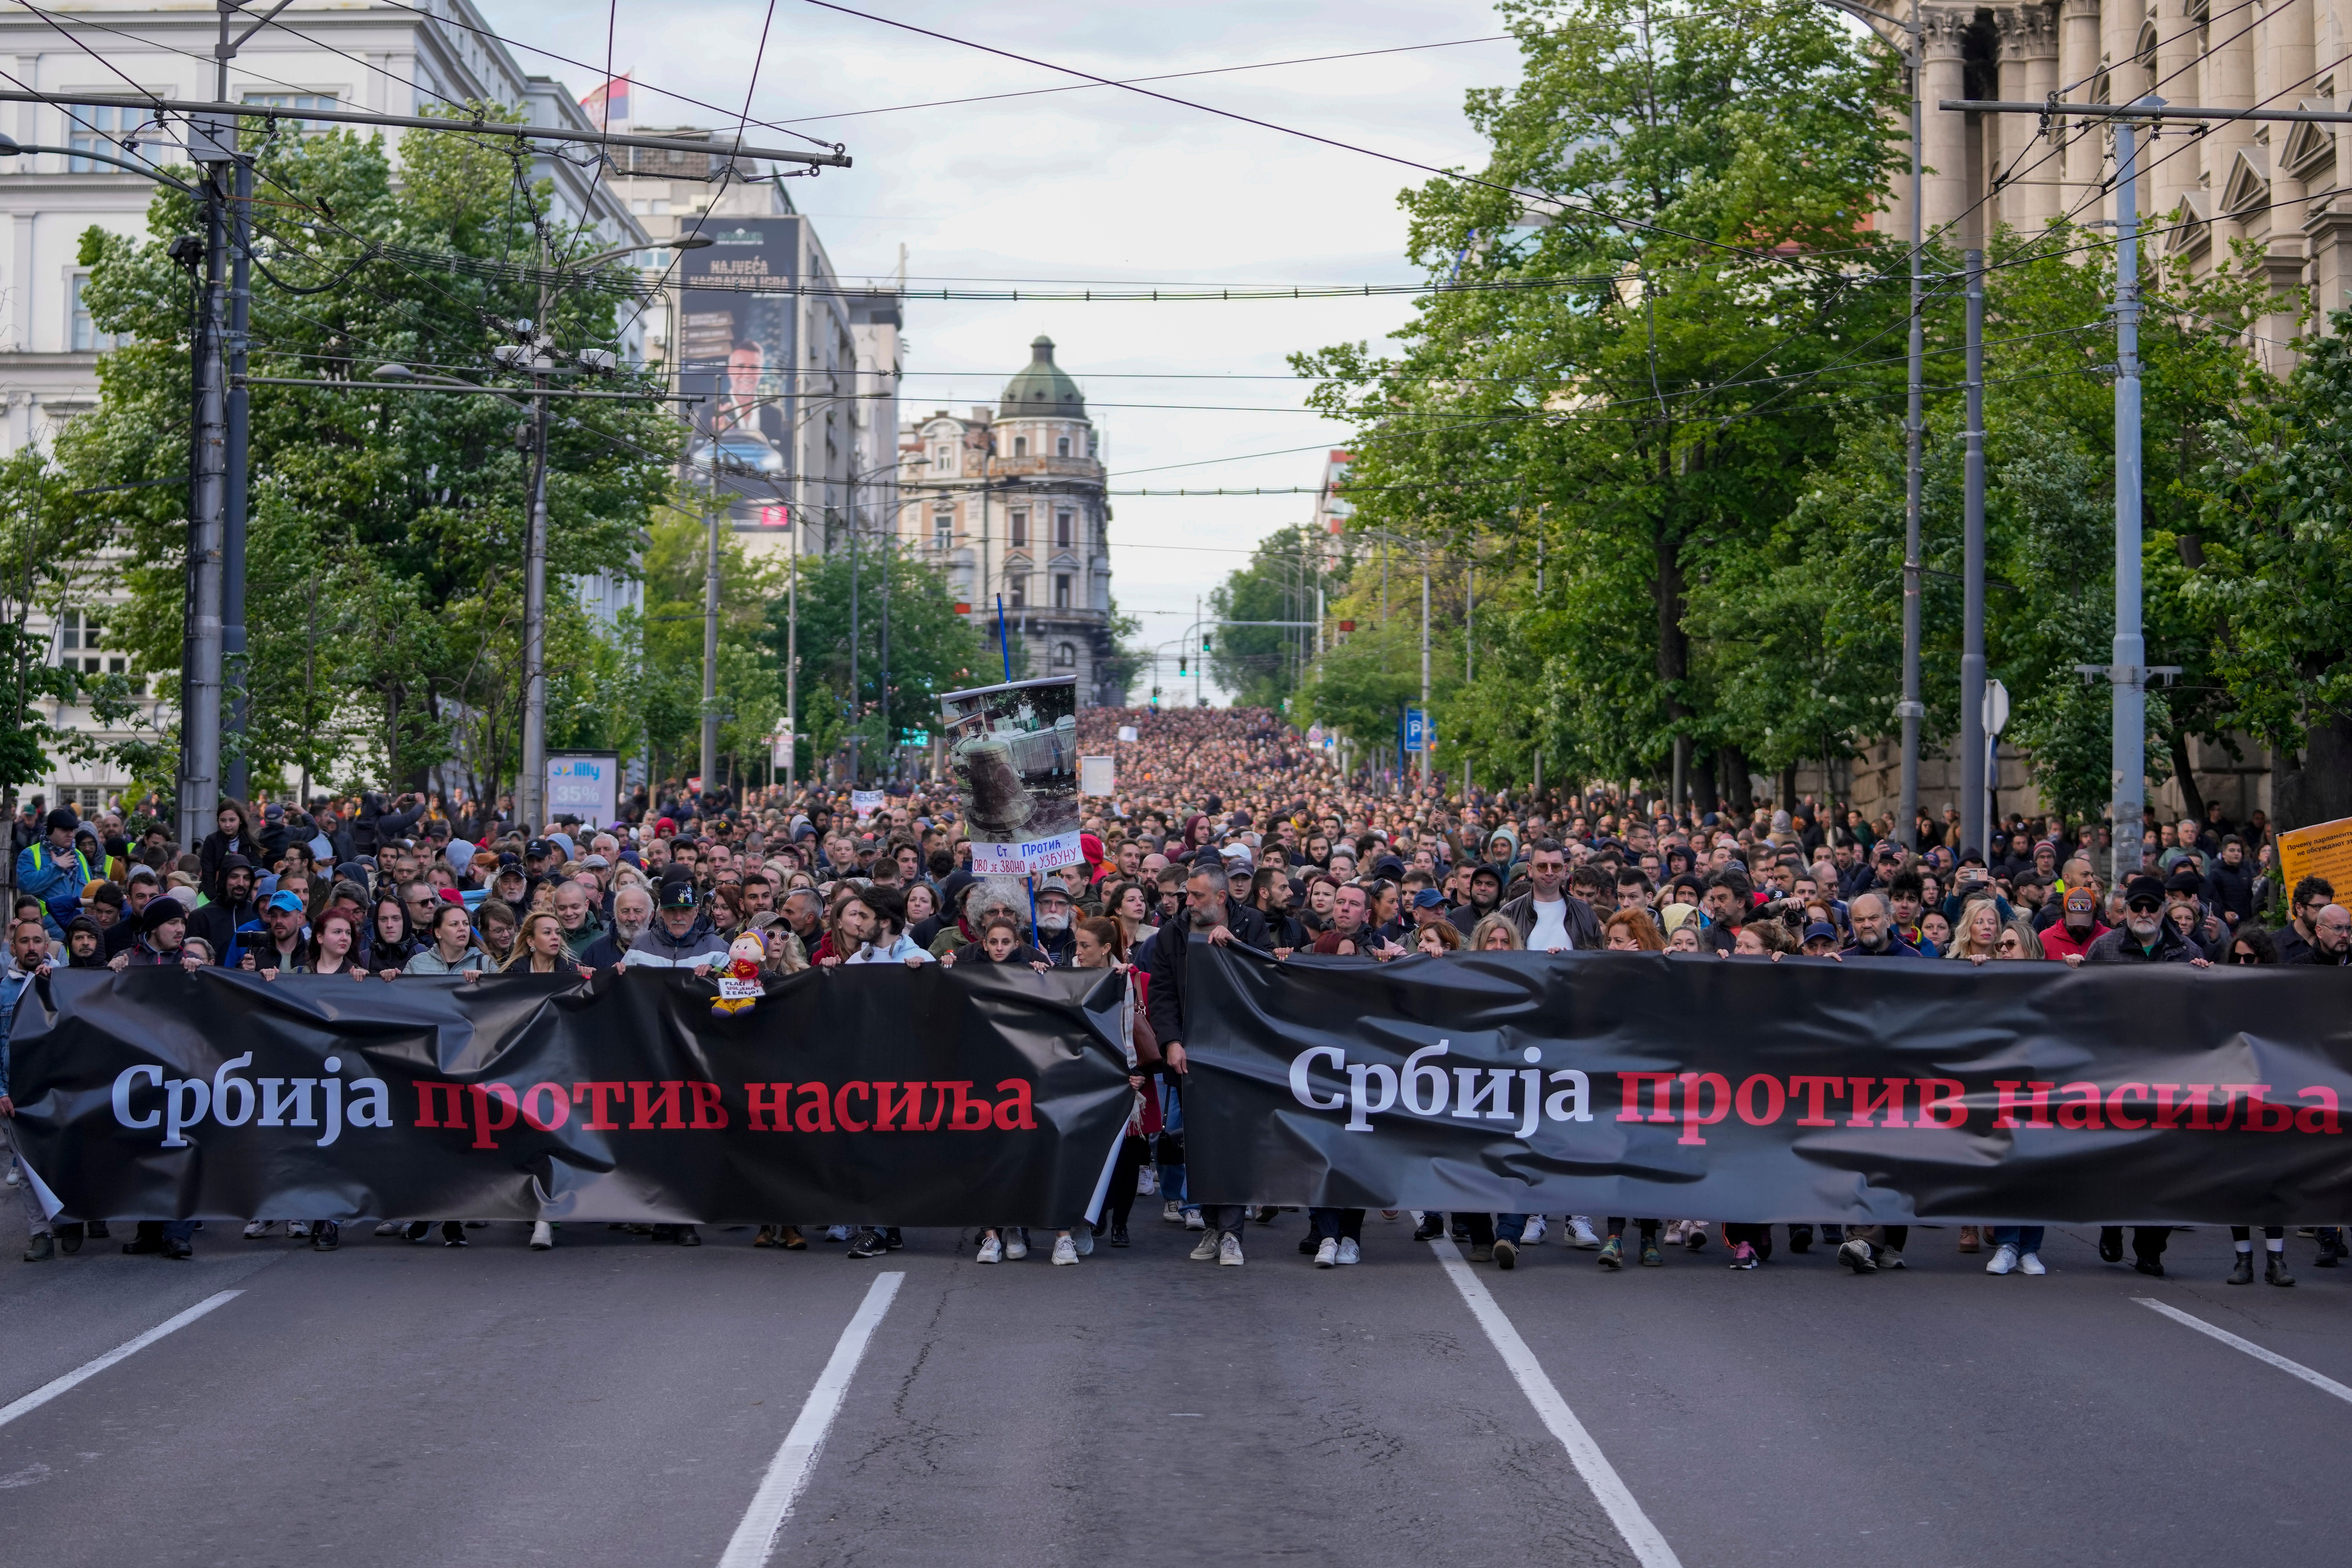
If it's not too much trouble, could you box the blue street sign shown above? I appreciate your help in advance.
[1404,708,1429,754]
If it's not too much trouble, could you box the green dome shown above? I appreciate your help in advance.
[1001,336,1087,421]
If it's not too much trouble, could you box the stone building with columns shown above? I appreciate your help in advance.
[896,337,1122,706]
[1881,0,2342,371]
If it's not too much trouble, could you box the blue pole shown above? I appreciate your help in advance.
[996,594,1011,684]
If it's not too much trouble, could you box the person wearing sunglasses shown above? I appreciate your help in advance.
[2225,929,2278,966]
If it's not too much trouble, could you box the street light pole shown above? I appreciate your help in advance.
[518,235,552,832]
[2108,108,2148,885]
[1419,560,1430,787]
[1897,0,1926,849]
[178,118,233,852]
[222,152,252,802]
[700,465,720,793]
[1958,247,1987,859]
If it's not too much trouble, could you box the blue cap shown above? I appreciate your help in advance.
[1412,888,1447,910]
[265,890,306,914]
[1802,921,1838,944]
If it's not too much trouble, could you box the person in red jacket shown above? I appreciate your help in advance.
[2038,884,2107,963]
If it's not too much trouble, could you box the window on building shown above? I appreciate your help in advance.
[932,511,953,550]
[57,610,124,677]
[65,103,134,172]
[1008,573,1029,608]
[69,275,121,353]
[1012,436,1027,457]
[933,444,951,471]
[1010,508,1028,548]
[1055,511,1073,549]
[240,93,340,137]
[1054,640,1076,667]
[1054,574,1072,609]
[1056,436,1071,458]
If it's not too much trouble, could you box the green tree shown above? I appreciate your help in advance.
[62,111,679,796]
[764,544,989,781]
[1207,526,1323,708]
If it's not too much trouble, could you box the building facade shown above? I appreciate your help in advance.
[896,337,1120,706]
[0,1,647,813]
[1885,0,2346,370]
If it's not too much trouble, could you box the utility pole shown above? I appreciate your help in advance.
[699,469,720,793]
[1418,559,1430,786]
[222,153,251,802]
[785,500,798,786]
[177,114,231,852]
[1194,593,1201,706]
[1896,0,1926,849]
[1958,247,1987,859]
[517,233,552,832]
[847,502,861,784]
[2107,107,2148,885]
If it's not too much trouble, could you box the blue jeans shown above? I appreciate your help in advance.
[1992,1225,2045,1253]
[1496,1213,1530,1244]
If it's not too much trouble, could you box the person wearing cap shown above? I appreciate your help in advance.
[2085,875,2209,966]
[1031,883,1078,965]
[625,879,731,969]
[2038,883,2109,962]
[245,890,310,976]
[16,808,92,941]
[109,896,190,969]
[1798,920,1842,958]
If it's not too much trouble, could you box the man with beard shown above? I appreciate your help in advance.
[2086,875,2210,966]
[1447,863,1506,936]
[1031,882,1078,965]
[1143,856,1270,1266]
[581,885,652,970]
[189,855,260,968]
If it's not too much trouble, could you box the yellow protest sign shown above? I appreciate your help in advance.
[2277,816,2352,899]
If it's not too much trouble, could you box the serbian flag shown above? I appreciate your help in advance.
[580,75,630,130]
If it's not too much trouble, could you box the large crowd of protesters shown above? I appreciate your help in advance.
[1,703,2344,1284]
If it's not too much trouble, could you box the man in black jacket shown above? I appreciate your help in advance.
[189,856,258,968]
[2202,836,2256,930]
[2087,876,2210,966]
[1495,840,1602,952]
[1143,855,1270,1266]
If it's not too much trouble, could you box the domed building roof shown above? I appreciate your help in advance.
[1000,335,1087,422]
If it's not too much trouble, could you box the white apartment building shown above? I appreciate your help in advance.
[0,1,647,814]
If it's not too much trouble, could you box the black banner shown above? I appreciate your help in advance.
[10,967,1131,1227]
[1180,944,2352,1224]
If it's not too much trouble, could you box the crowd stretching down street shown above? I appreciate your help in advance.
[4,704,2343,1279]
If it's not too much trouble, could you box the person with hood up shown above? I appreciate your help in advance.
[1448,863,1507,936]
[189,855,260,968]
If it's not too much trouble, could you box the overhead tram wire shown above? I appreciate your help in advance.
[800,0,1874,282]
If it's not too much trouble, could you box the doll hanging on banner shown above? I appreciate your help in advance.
[711,934,767,1016]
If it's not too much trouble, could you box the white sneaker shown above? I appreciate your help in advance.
[824,1224,853,1242]
[1335,1238,1361,1265]
[1051,1234,1079,1265]
[1004,1229,1029,1261]
[529,1221,554,1251]
[373,1220,401,1237]
[1183,1208,1205,1231]
[1523,1216,1548,1245]
[1567,1216,1601,1249]
[1137,1167,1158,1196]
[1189,1232,1222,1261]
[286,1221,311,1238]
[242,1220,276,1239]
[1163,1200,1184,1224]
[976,1233,1003,1263]
[4,1159,18,1187]
[2019,1251,2046,1275]
[1073,1221,1094,1257]
[1662,1220,1687,1245]
[1314,1237,1339,1268]
[1986,1244,2018,1275]
[1218,1233,1244,1266]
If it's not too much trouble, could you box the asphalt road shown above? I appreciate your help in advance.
[2,1213,2347,1567]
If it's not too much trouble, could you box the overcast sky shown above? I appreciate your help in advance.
[478,0,1510,703]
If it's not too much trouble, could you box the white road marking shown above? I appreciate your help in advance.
[0,1290,244,1432]
[1432,1239,1681,1568]
[2135,1297,2352,1406]
[718,1271,904,1568]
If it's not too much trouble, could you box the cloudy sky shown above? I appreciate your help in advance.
[479,0,1513,702]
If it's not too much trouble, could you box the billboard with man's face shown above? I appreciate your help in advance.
[678,218,801,528]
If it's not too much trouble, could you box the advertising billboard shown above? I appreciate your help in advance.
[677,217,801,528]
[546,751,622,829]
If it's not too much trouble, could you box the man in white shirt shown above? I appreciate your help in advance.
[1497,841,1601,952]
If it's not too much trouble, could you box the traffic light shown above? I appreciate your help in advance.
[1178,656,1188,676]
[1201,634,1213,653]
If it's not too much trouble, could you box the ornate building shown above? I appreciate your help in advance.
[1886,0,2344,371]
[897,337,1121,705]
